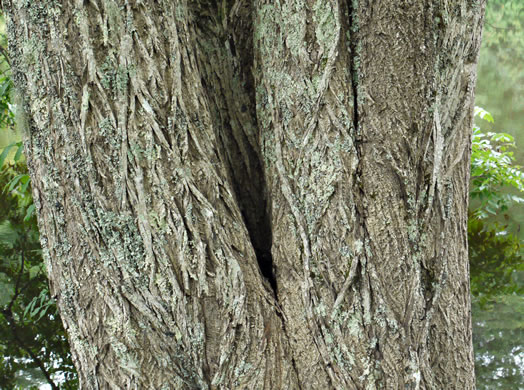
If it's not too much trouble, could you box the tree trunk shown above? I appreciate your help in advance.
[4,0,485,388]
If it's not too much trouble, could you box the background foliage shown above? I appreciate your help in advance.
[469,1,524,387]
[0,164,77,389]
[476,0,524,241]
[468,106,524,389]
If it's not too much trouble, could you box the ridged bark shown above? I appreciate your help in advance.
[4,0,485,388]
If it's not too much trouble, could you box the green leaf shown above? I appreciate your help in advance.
[5,174,25,193]
[23,298,35,319]
[0,78,11,97]
[0,142,16,168]
[37,305,50,321]
[24,204,35,222]
[13,142,23,162]
[20,175,31,194]
[474,106,495,123]
[511,195,524,203]
[491,132,514,143]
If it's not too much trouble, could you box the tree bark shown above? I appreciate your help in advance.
[4,0,485,388]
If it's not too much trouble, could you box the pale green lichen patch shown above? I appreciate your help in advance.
[254,4,279,58]
[21,37,43,70]
[111,339,140,377]
[281,3,307,58]
[313,0,337,57]
[99,56,130,96]
[174,4,186,22]
[97,211,147,281]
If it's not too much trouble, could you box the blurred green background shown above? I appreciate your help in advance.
[470,2,524,388]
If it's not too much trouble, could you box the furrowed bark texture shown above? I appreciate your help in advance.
[254,1,484,388]
[4,0,485,389]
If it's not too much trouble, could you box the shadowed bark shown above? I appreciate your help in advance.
[4,0,485,388]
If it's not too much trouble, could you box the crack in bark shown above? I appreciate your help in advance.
[253,247,277,294]
[348,0,359,135]
[193,0,278,298]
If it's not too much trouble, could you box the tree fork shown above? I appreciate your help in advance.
[4,0,485,388]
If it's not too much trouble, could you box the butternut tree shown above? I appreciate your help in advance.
[4,0,485,388]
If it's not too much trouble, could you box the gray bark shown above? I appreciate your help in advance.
[3,0,485,388]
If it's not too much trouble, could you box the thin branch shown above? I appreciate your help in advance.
[7,249,25,312]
